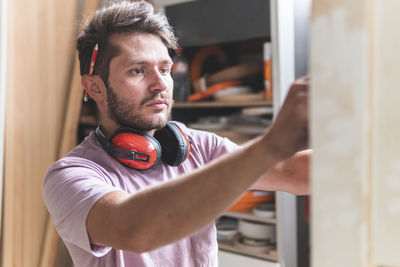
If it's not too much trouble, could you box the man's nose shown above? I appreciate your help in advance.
[148,69,168,92]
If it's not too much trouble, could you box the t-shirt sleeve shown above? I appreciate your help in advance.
[43,157,123,257]
[210,136,242,160]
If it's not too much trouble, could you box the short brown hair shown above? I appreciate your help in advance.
[77,0,178,83]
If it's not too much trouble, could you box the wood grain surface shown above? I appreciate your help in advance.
[1,0,78,266]
[38,2,100,267]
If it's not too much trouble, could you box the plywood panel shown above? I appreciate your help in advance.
[371,1,400,265]
[0,0,8,242]
[310,0,372,266]
[1,0,77,266]
[40,0,99,265]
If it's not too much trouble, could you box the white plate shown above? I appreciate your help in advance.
[238,220,275,242]
[252,203,276,218]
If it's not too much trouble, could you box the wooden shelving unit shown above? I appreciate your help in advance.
[218,236,277,262]
[173,101,276,262]
[222,211,276,224]
[217,211,277,262]
[165,1,280,264]
[173,100,272,108]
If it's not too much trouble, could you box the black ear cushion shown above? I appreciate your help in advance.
[154,122,189,166]
[95,126,111,153]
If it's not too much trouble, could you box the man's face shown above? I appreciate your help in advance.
[106,33,174,132]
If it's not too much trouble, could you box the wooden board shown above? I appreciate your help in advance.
[1,0,77,266]
[38,2,100,267]
[0,0,7,243]
[311,1,372,266]
[371,1,400,265]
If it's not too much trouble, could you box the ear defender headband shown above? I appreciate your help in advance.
[95,122,191,170]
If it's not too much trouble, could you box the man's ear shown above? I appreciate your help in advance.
[81,75,106,103]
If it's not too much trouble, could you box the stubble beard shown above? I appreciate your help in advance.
[106,85,174,131]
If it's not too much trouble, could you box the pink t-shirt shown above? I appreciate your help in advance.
[43,122,239,267]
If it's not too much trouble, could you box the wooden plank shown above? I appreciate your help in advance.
[312,1,400,265]
[371,1,400,265]
[40,56,83,267]
[310,0,373,267]
[39,0,99,266]
[173,100,272,108]
[0,0,7,245]
[223,211,277,224]
[218,241,278,262]
[1,0,78,266]
[2,2,15,264]
[35,0,78,265]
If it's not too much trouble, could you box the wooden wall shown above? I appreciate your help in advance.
[0,0,8,241]
[370,1,400,265]
[1,0,77,266]
[311,0,400,266]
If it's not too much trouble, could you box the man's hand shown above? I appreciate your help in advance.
[251,76,310,195]
[266,76,309,161]
[250,149,311,195]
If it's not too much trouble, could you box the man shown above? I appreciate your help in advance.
[43,1,309,266]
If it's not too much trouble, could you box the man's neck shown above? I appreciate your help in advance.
[100,118,157,138]
[99,118,120,139]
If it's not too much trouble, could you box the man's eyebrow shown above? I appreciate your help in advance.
[126,60,146,66]
[126,59,173,66]
[160,59,173,65]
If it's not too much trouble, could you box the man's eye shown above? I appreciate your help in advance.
[132,68,144,75]
[160,67,170,75]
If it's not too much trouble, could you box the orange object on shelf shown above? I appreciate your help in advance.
[263,42,272,100]
[188,80,240,102]
[264,59,272,99]
[228,191,275,212]
[190,44,229,85]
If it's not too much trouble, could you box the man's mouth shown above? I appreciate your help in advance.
[145,99,168,109]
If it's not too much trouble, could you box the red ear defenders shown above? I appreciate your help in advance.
[95,122,191,170]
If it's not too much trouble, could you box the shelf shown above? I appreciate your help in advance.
[222,211,276,224]
[218,239,277,262]
[173,100,272,108]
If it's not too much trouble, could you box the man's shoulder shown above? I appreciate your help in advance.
[46,132,109,174]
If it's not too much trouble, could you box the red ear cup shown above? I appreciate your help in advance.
[95,123,190,170]
[109,128,162,170]
[154,122,191,166]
